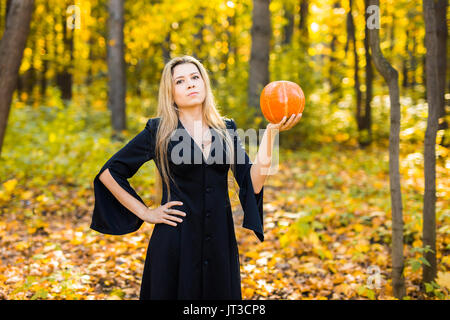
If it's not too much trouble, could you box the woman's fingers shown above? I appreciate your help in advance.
[162,207,185,226]
[278,114,294,130]
[159,201,187,226]
[164,214,183,223]
[164,208,186,217]
[162,218,177,227]
[284,113,302,130]
[168,201,183,207]
[286,114,297,126]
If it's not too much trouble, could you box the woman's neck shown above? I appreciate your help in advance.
[178,106,205,126]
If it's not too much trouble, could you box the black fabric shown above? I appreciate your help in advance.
[90,117,264,300]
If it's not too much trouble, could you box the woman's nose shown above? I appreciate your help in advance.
[186,79,195,88]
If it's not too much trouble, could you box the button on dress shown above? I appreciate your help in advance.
[90,117,264,300]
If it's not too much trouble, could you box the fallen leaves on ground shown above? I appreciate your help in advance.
[0,143,448,300]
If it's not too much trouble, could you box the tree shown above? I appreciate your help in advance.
[328,1,343,103]
[107,0,126,133]
[367,0,405,299]
[248,0,271,127]
[298,0,309,39]
[435,0,448,147]
[421,0,440,288]
[56,0,75,102]
[281,0,295,46]
[362,0,373,147]
[0,0,34,156]
[346,0,366,147]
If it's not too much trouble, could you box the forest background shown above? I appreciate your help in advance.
[0,0,448,300]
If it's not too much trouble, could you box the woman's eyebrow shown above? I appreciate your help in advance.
[174,72,199,80]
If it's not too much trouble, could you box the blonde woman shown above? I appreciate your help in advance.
[90,55,302,300]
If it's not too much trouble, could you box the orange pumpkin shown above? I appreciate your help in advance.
[260,80,305,124]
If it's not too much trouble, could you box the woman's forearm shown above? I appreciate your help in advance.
[250,128,278,194]
[99,168,149,220]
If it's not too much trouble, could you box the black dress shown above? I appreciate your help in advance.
[90,117,264,300]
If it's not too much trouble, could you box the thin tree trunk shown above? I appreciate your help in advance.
[328,1,341,101]
[0,0,34,155]
[435,0,448,146]
[367,0,405,299]
[347,0,363,144]
[23,36,36,102]
[162,31,171,64]
[224,12,237,78]
[422,0,439,287]
[362,0,373,146]
[248,0,271,126]
[423,49,427,99]
[298,0,309,39]
[402,30,409,88]
[56,1,74,101]
[107,0,126,133]
[282,1,294,45]
[193,9,205,61]
[411,31,417,89]
[41,12,49,98]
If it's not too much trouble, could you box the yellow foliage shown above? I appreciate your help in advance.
[3,179,18,193]
[436,272,450,291]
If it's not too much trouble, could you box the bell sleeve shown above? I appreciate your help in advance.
[228,118,265,242]
[90,118,156,235]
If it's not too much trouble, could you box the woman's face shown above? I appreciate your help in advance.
[172,62,206,109]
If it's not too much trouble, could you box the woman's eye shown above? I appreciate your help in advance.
[176,75,199,85]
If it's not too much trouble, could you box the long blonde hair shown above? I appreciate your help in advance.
[154,55,237,203]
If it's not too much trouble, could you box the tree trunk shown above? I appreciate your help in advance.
[411,31,417,89]
[362,0,373,147]
[435,0,448,146]
[40,1,49,99]
[193,9,205,61]
[346,0,363,144]
[56,1,74,102]
[402,30,409,88]
[367,0,405,299]
[282,1,294,45]
[298,0,309,39]
[162,31,171,64]
[0,0,34,156]
[2,0,12,32]
[107,0,126,133]
[422,0,439,288]
[248,0,271,126]
[328,1,341,102]
[423,50,427,99]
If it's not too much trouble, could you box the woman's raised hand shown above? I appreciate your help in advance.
[267,113,302,133]
[144,201,186,227]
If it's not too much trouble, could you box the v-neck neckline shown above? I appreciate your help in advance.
[178,118,212,163]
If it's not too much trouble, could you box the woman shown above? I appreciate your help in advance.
[90,55,302,300]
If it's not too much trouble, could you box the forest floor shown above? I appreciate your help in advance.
[0,142,449,300]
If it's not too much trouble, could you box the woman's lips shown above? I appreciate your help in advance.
[188,92,199,96]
